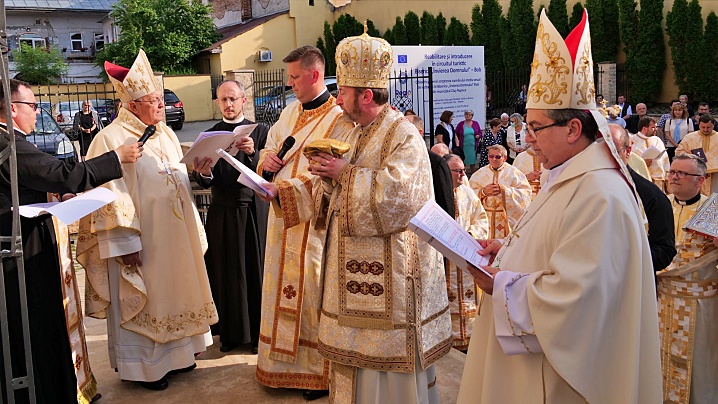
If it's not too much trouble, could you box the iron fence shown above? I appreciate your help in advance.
[253,69,286,128]
[485,68,531,120]
[388,67,434,145]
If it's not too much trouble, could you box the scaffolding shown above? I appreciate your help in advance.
[0,0,36,401]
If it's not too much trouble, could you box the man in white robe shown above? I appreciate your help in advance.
[255,45,353,401]
[457,11,662,403]
[468,144,531,238]
[512,147,545,199]
[306,28,452,403]
[77,50,217,391]
[658,154,718,404]
[632,116,670,192]
[444,154,489,351]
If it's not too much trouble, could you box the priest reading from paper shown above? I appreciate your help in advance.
[456,10,662,403]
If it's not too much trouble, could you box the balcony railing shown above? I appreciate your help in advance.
[62,48,96,62]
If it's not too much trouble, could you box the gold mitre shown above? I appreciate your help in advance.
[335,22,393,89]
[528,9,596,111]
[104,49,161,103]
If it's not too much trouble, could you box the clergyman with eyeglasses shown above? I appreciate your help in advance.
[457,10,662,403]
[657,153,718,403]
[191,80,269,355]
[76,50,218,391]
[0,78,142,403]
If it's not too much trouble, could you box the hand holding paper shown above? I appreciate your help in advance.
[180,124,257,166]
[215,149,275,198]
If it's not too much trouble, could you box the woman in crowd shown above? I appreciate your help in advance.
[477,118,503,168]
[456,110,482,175]
[664,103,694,161]
[505,113,528,165]
[72,100,103,156]
[435,110,456,150]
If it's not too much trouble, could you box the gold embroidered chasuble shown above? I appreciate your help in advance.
[457,142,662,403]
[657,195,718,404]
[512,149,544,199]
[255,98,351,389]
[77,107,217,343]
[676,131,718,195]
[314,106,452,376]
[446,184,489,350]
[51,216,97,403]
[468,163,531,238]
[633,133,670,191]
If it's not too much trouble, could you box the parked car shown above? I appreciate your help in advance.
[258,77,338,121]
[26,109,75,160]
[52,100,83,133]
[37,101,52,114]
[255,84,291,105]
[164,89,185,130]
[92,98,114,125]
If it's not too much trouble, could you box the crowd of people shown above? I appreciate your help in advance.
[1,9,718,404]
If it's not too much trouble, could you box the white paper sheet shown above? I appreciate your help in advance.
[409,200,492,277]
[179,124,256,166]
[18,187,118,224]
[215,148,274,198]
[640,146,666,160]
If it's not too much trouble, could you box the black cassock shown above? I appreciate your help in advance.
[0,126,121,403]
[194,119,269,348]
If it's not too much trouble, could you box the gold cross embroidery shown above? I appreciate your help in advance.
[138,78,150,93]
[126,78,139,92]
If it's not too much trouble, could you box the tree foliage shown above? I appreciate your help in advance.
[666,0,700,97]
[383,28,395,44]
[482,0,505,72]
[627,0,666,104]
[12,44,68,84]
[366,19,381,37]
[704,12,718,102]
[405,11,421,45]
[470,4,485,46]
[618,0,639,52]
[569,2,585,29]
[436,12,447,45]
[392,16,408,45]
[505,0,536,69]
[332,14,363,43]
[584,0,620,63]
[420,11,439,45]
[321,21,336,76]
[445,17,470,46]
[547,0,569,36]
[97,0,219,75]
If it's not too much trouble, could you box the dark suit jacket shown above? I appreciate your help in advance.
[428,150,455,218]
[629,167,676,273]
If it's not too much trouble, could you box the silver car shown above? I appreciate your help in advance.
[26,109,76,160]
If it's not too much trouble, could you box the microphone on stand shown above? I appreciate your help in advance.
[262,136,296,181]
[138,125,156,144]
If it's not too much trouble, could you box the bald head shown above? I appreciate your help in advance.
[431,143,450,157]
[609,123,631,164]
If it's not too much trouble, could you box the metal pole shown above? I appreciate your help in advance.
[0,0,36,400]
[427,67,434,147]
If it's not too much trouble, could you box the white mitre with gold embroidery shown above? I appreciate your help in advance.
[335,22,393,89]
[104,49,161,103]
[528,9,609,139]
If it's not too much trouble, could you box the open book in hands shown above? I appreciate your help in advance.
[215,149,274,198]
[18,187,117,224]
[409,200,492,277]
[179,124,257,166]
[640,146,666,160]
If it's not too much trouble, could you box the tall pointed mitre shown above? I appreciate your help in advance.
[528,9,608,138]
[104,49,161,103]
[335,22,393,89]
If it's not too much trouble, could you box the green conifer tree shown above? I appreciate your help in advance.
[506,0,536,69]
[483,0,505,72]
[436,12,447,45]
[667,0,693,96]
[704,12,718,102]
[420,11,439,45]
[383,28,395,44]
[685,0,709,101]
[366,19,381,37]
[470,4,485,46]
[547,0,569,37]
[405,11,421,45]
[629,0,666,103]
[569,2,584,29]
[393,16,408,45]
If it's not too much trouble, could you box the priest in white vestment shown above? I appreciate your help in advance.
[77,50,217,391]
[658,154,718,404]
[632,116,669,192]
[457,11,662,403]
[255,45,353,400]
[305,27,452,403]
[512,146,545,199]
[444,154,489,351]
[468,144,531,238]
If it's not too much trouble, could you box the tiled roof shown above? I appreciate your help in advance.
[7,0,118,11]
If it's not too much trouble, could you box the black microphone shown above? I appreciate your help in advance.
[138,125,156,144]
[263,136,296,181]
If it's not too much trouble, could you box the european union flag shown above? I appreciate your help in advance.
[398,55,408,64]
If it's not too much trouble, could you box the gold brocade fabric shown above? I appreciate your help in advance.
[512,150,544,199]
[51,216,97,404]
[316,106,452,374]
[468,163,532,238]
[255,98,351,389]
[77,107,217,344]
[676,131,718,196]
[447,184,489,350]
[657,195,718,404]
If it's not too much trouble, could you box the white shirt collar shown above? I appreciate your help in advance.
[223,114,245,124]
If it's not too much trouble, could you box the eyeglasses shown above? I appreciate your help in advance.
[219,97,245,104]
[488,155,503,159]
[11,101,38,111]
[667,170,703,179]
[133,97,163,106]
[450,168,466,174]
[527,119,570,136]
